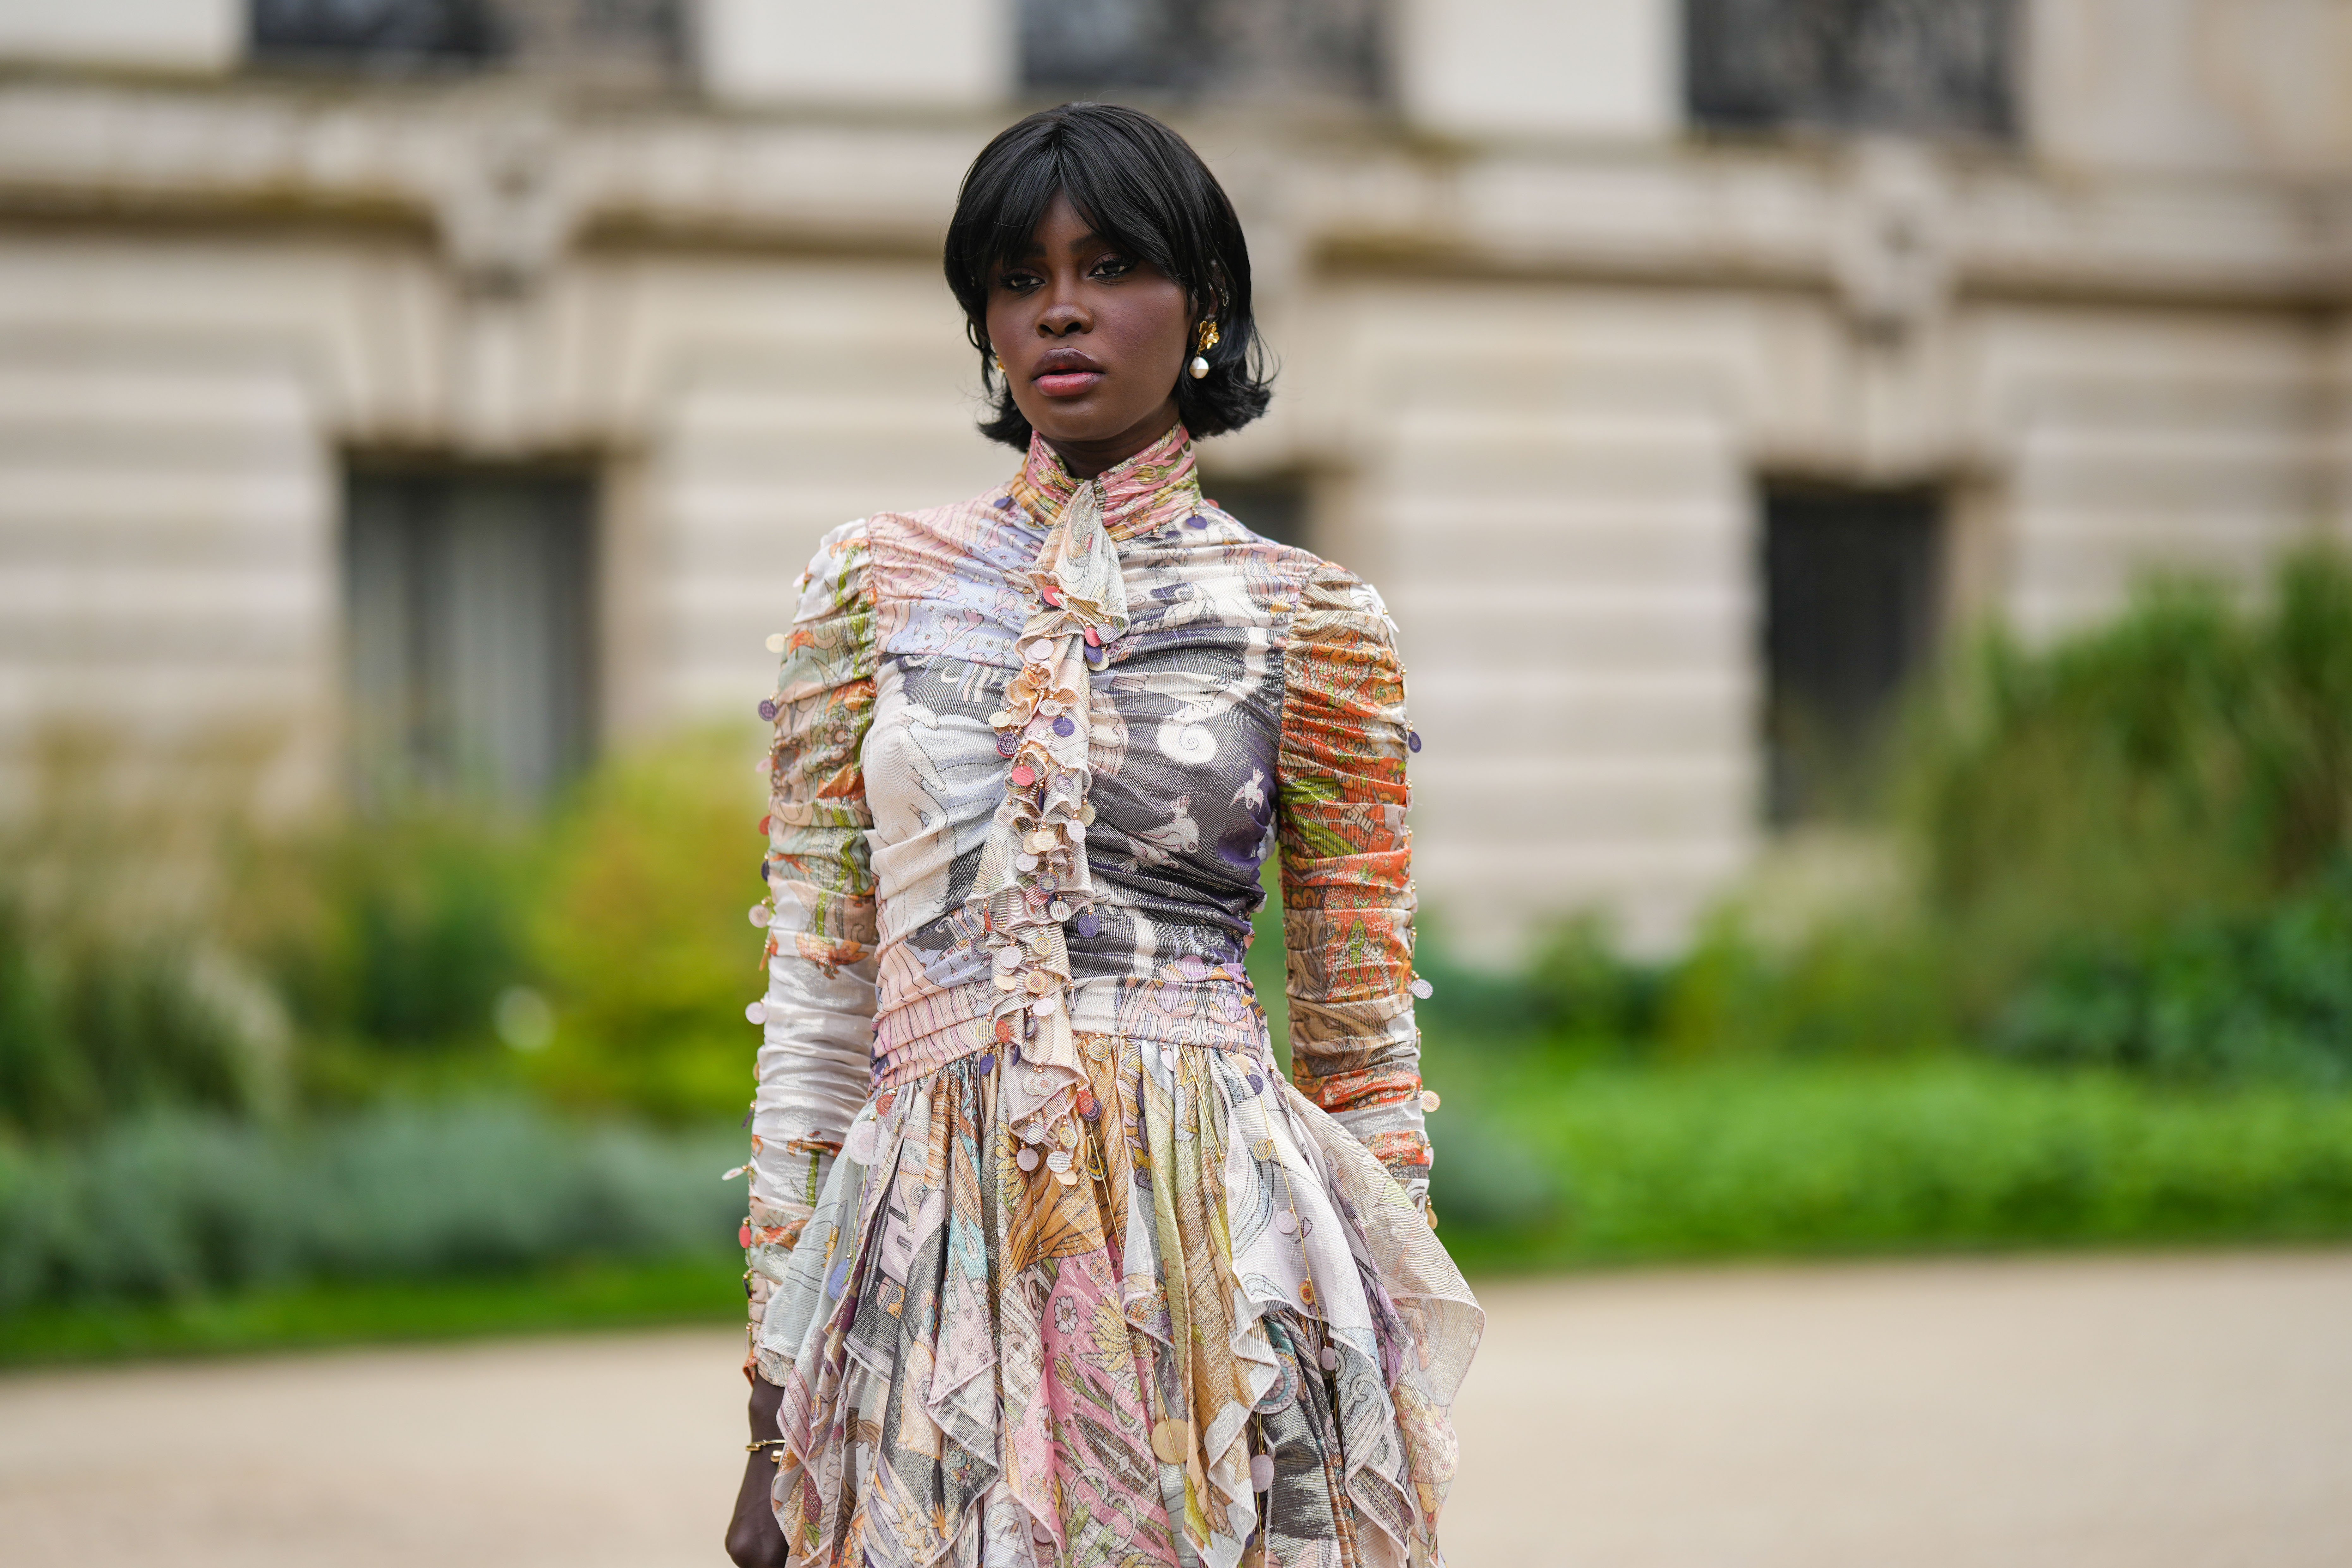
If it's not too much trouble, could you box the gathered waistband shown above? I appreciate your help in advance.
[873,973,1273,1092]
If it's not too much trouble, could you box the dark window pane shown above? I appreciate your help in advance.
[1020,0,1385,103]
[1762,483,1942,823]
[1687,0,2017,140]
[347,469,597,808]
[251,0,680,75]
[1203,475,1313,554]
[252,0,504,63]
[1023,0,1201,92]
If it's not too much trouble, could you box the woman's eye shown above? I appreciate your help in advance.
[1092,256,1136,280]
[999,270,1042,292]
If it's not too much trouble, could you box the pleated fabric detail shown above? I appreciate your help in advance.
[754,1037,1480,1568]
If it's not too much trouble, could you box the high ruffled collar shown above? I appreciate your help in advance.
[1007,424,1203,543]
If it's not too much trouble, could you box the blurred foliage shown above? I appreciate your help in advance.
[1653,907,1952,1061]
[235,807,542,1108]
[1989,866,2352,1085]
[0,721,766,1341]
[275,815,536,1050]
[1245,858,1290,1075]
[1909,548,2352,1027]
[1424,1051,2352,1270]
[0,904,292,1140]
[524,727,771,1123]
[1494,548,2352,1087]
[0,722,769,1140]
[0,726,296,1137]
[0,1101,740,1314]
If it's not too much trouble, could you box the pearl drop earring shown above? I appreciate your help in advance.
[1190,320,1220,380]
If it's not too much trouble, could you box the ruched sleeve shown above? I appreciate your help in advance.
[744,522,879,1375]
[1275,561,1432,1211]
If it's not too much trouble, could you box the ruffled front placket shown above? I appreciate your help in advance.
[971,476,1132,1172]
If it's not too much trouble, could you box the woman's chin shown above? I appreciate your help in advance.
[1022,402,1130,445]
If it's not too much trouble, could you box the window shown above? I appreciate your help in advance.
[1761,483,1943,823]
[251,0,680,76]
[252,0,501,64]
[1019,0,1385,103]
[1202,474,1313,554]
[1686,0,2017,141]
[345,469,597,807]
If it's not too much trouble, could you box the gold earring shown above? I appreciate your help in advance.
[992,352,1005,373]
[1189,320,1220,380]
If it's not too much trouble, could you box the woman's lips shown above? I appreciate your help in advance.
[1034,369,1104,397]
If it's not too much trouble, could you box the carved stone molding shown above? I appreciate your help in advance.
[0,80,2342,312]
[1832,139,1953,337]
[427,106,582,295]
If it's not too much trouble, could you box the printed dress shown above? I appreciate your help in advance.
[741,423,1481,1568]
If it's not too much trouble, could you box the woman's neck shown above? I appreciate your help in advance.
[1042,399,1181,480]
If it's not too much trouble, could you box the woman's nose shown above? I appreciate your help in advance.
[1038,288,1090,336]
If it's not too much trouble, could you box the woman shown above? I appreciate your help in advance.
[727,103,1479,1568]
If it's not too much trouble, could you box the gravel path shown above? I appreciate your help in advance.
[5,1250,2349,1568]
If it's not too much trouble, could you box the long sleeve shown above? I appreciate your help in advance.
[744,522,880,1374]
[1275,561,1432,1211]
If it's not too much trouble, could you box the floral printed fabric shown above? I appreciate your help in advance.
[1276,566,1430,1192]
[744,426,1478,1568]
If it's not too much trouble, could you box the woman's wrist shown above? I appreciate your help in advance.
[747,1373,785,1441]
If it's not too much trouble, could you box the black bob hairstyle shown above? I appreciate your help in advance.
[944,103,1273,450]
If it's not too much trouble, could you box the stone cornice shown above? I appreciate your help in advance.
[0,76,2345,312]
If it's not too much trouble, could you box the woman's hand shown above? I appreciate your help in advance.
[725,1377,790,1568]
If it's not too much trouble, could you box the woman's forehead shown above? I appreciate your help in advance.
[992,193,1142,266]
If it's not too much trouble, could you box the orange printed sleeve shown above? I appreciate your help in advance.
[1275,560,1433,1209]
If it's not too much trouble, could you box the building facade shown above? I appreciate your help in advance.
[2,0,2348,951]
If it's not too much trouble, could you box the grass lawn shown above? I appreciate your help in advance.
[0,1253,745,1369]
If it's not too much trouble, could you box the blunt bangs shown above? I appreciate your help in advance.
[944,102,1274,449]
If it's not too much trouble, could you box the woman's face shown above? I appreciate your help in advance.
[985,192,1192,476]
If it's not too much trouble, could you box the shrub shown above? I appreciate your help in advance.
[0,727,296,1137]
[1905,549,2352,1023]
[1487,549,2352,1081]
[0,1101,743,1312]
[1517,916,1664,1047]
[0,720,770,1130]
[1654,908,1950,1061]
[525,726,771,1123]
[264,810,538,1054]
[0,901,295,1139]
[1990,864,2352,1085]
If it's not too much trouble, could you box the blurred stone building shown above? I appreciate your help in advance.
[2,0,2348,950]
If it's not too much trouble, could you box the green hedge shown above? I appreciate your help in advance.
[1428,1051,2352,1271]
[0,1101,743,1314]
[7,1061,2350,1362]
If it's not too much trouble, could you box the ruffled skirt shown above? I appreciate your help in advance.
[755,1034,1482,1568]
